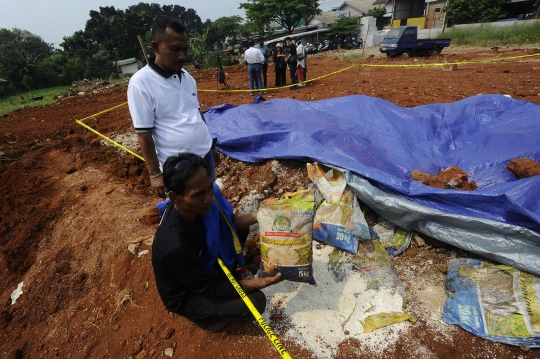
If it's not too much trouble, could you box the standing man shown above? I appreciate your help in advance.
[127,16,215,199]
[284,37,298,90]
[255,38,271,89]
[243,39,265,96]
[296,40,306,86]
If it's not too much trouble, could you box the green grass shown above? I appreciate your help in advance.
[342,53,368,61]
[0,85,70,116]
[439,21,540,47]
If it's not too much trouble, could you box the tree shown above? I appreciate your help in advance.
[0,28,53,93]
[239,1,272,36]
[206,16,244,48]
[326,16,361,38]
[239,0,321,34]
[367,7,387,30]
[446,0,510,24]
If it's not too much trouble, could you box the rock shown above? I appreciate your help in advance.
[405,248,417,258]
[78,92,85,96]
[162,327,175,339]
[135,349,146,359]
[140,207,160,226]
[436,264,448,274]
[128,243,140,255]
[164,348,174,357]
[138,250,149,258]
[344,330,349,335]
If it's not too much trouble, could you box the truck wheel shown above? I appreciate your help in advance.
[431,48,441,56]
[401,50,410,58]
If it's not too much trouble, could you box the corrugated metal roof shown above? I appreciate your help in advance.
[117,58,137,66]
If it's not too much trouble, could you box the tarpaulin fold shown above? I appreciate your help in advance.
[204,95,540,275]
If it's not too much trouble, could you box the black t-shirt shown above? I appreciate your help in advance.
[284,42,297,63]
[152,203,238,314]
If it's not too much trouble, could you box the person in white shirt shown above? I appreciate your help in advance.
[243,39,265,96]
[296,40,306,86]
[127,16,214,198]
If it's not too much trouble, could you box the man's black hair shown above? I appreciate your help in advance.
[163,153,210,195]
[284,37,291,41]
[152,15,187,42]
[247,39,255,47]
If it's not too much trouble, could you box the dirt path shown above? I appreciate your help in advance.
[1,46,539,359]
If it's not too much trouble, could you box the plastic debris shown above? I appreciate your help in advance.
[11,282,24,305]
[444,258,540,348]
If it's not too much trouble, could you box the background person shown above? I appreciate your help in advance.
[272,42,287,87]
[127,16,215,198]
[152,153,282,332]
[296,40,306,86]
[255,38,271,89]
[243,39,265,96]
[284,37,298,90]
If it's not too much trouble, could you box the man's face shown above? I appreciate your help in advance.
[259,39,264,46]
[174,166,214,217]
[151,28,189,73]
[285,39,291,45]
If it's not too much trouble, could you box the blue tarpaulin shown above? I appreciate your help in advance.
[205,95,540,275]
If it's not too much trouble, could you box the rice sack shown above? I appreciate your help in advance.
[257,189,316,284]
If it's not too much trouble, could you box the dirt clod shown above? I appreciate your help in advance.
[412,166,477,190]
[507,158,540,178]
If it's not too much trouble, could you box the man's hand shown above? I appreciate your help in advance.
[239,272,282,293]
[151,175,166,198]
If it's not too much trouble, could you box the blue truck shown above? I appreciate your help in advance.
[379,26,451,57]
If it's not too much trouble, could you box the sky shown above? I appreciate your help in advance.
[1,0,344,46]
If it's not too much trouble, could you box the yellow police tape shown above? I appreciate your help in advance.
[199,52,540,93]
[75,51,540,145]
[76,119,144,161]
[217,258,292,359]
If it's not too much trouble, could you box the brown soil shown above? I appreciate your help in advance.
[507,158,540,178]
[411,166,477,190]
[1,46,540,359]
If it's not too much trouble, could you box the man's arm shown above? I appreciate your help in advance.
[137,132,166,198]
[233,212,257,230]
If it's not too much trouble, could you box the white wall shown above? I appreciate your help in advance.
[360,16,390,47]
[452,18,540,30]
[418,28,443,38]
[120,63,138,76]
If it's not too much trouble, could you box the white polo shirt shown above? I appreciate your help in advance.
[127,60,212,164]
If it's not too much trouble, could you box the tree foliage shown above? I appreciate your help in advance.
[367,7,387,30]
[326,16,361,38]
[0,28,54,93]
[446,0,510,24]
[239,1,273,36]
[205,16,244,48]
[239,0,321,34]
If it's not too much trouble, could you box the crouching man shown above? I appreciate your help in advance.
[152,153,282,332]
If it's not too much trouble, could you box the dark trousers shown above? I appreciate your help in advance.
[275,67,286,87]
[180,290,266,328]
[262,62,268,88]
[289,61,298,88]
[178,227,256,328]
